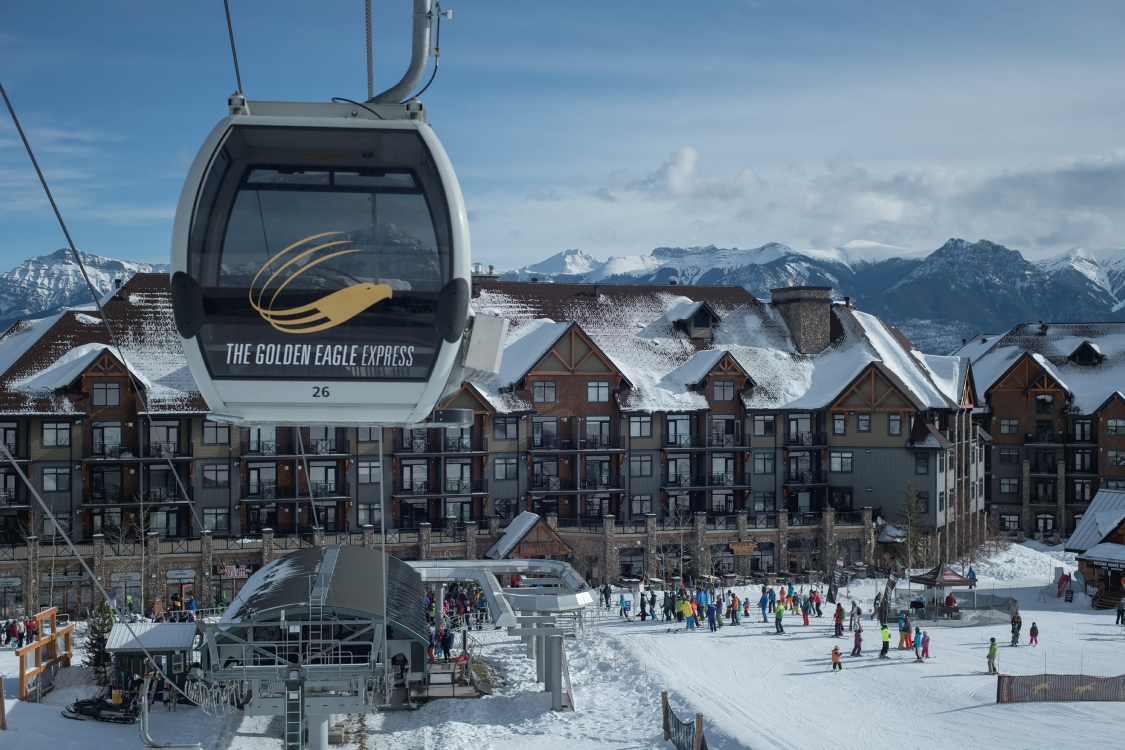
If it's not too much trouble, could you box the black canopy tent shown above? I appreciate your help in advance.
[907,562,976,618]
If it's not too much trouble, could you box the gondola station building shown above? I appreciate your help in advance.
[0,273,998,618]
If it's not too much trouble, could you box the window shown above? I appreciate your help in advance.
[1074,420,1093,441]
[1108,419,1125,436]
[753,453,775,474]
[888,414,902,436]
[357,426,380,443]
[1000,478,1020,494]
[857,413,871,433]
[493,418,518,441]
[999,448,1019,464]
[587,380,610,403]
[44,512,70,537]
[630,494,653,516]
[42,423,70,447]
[830,451,853,473]
[91,381,121,407]
[202,421,229,445]
[629,415,652,438]
[203,508,230,532]
[202,464,229,488]
[917,492,929,512]
[532,381,556,403]
[667,415,691,446]
[753,415,774,437]
[630,454,653,477]
[42,466,70,492]
[938,453,945,473]
[915,453,929,475]
[938,490,945,511]
[1035,394,1054,414]
[1106,480,1125,490]
[1073,480,1093,502]
[1073,450,1093,472]
[999,418,1019,435]
[832,414,846,435]
[357,502,382,527]
[751,542,774,573]
[753,492,775,512]
[1109,451,1125,467]
[713,380,735,402]
[1000,514,1020,532]
[494,456,517,480]
[358,459,381,483]
[978,477,984,497]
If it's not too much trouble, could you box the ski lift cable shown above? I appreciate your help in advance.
[294,429,321,532]
[0,80,207,538]
[365,0,374,100]
[222,0,244,95]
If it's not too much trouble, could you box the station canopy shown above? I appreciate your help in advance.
[908,562,976,589]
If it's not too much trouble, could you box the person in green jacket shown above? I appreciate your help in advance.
[987,638,999,674]
[775,601,786,634]
[879,623,891,659]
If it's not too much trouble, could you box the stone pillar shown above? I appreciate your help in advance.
[200,530,215,609]
[313,526,326,547]
[145,532,161,617]
[602,515,618,583]
[92,533,106,608]
[733,510,751,576]
[692,512,710,580]
[821,508,836,572]
[261,528,275,566]
[25,535,39,614]
[1020,460,1030,542]
[465,522,478,560]
[1056,459,1066,540]
[362,524,376,549]
[418,522,432,560]
[644,513,658,577]
[777,511,789,574]
[545,512,558,532]
[488,516,500,539]
[860,508,874,565]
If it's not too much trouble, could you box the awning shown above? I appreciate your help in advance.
[908,561,975,588]
[1077,542,1125,571]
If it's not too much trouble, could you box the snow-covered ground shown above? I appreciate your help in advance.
[4,542,1124,749]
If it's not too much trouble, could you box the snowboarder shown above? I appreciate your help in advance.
[775,601,785,634]
[831,646,842,672]
[921,631,931,659]
[1029,622,1039,646]
[650,590,657,619]
[987,638,999,674]
[879,623,891,659]
[852,626,863,657]
[913,627,923,662]
[639,594,648,622]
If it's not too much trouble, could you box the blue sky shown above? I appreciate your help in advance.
[1,0,1124,271]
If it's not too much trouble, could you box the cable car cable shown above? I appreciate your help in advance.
[293,429,322,533]
[222,0,244,94]
[365,0,375,101]
[330,97,384,119]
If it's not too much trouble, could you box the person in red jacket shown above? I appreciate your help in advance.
[833,603,845,637]
[811,589,823,618]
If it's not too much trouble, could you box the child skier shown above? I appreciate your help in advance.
[921,631,930,659]
[879,623,891,659]
[913,627,923,662]
[1029,622,1038,646]
[831,646,842,672]
[775,601,786,634]
[801,596,811,626]
[707,601,718,632]
[851,626,863,657]
[987,638,999,674]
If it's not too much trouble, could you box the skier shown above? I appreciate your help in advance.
[1117,597,1125,626]
[921,630,931,659]
[639,593,648,622]
[707,601,718,632]
[831,646,842,672]
[619,593,629,619]
[848,600,858,631]
[834,603,845,637]
[913,627,923,662]
[812,587,823,618]
[851,626,863,657]
[801,595,811,626]
[904,613,914,649]
[650,590,657,619]
[729,592,740,625]
[1029,622,1039,646]
[1010,611,1022,646]
[715,597,724,629]
[879,623,891,659]
[682,597,695,630]
[743,597,750,621]
[759,591,770,622]
[897,612,908,650]
[775,601,786,634]
[987,638,999,674]
[872,591,882,621]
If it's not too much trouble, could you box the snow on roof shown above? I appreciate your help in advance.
[1066,490,1125,553]
[12,343,152,392]
[963,323,1125,414]
[1077,542,1125,566]
[106,622,199,652]
[468,281,968,414]
[485,511,542,560]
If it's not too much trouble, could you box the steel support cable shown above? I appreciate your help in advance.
[294,429,321,532]
[223,0,244,94]
[365,0,374,101]
[0,83,205,539]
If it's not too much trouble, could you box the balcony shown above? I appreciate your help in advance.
[1070,433,1097,444]
[442,478,487,495]
[530,476,576,492]
[1031,462,1059,475]
[308,481,350,498]
[784,469,828,485]
[393,479,436,496]
[834,510,864,526]
[241,482,299,500]
[529,435,572,451]
[147,441,192,458]
[0,488,28,506]
[244,440,295,456]
[706,472,750,487]
[443,436,488,453]
[749,513,778,529]
[1031,493,1057,505]
[305,438,349,455]
[706,434,748,448]
[1025,433,1061,446]
[83,489,132,505]
[577,435,624,451]
[2,442,21,459]
[665,435,706,448]
[661,472,706,488]
[788,512,821,526]
[578,474,624,491]
[787,432,827,447]
[140,487,194,503]
[90,441,136,459]
[1069,462,1098,475]
[395,437,440,454]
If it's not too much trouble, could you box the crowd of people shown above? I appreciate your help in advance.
[2,615,39,649]
[423,581,489,663]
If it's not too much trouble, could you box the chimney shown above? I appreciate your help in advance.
[962,338,967,346]
[531,277,539,283]
[114,278,122,289]
[769,286,832,355]
[669,279,678,286]
[488,265,495,275]
[843,296,850,308]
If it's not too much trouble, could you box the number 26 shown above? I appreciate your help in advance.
[313,386,330,398]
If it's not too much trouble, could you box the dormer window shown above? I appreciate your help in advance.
[92,381,121,407]
[692,309,714,339]
[1069,341,1103,365]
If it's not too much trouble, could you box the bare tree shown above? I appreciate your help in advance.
[560,533,604,585]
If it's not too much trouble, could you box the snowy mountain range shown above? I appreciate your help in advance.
[0,248,168,333]
[499,240,1125,354]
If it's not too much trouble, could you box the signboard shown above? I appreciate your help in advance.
[1064,589,1074,603]
[0,577,21,588]
[40,571,88,583]
[167,569,197,581]
[729,541,758,556]
[217,564,253,579]
[517,541,566,557]
[455,654,468,667]
[110,572,141,583]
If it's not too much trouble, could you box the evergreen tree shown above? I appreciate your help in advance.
[83,601,116,686]
[897,482,927,570]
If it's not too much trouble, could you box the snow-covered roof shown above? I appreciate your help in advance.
[485,511,542,560]
[469,281,967,415]
[106,622,199,652]
[1077,542,1125,567]
[1066,490,1125,553]
[0,274,208,415]
[957,322,1125,414]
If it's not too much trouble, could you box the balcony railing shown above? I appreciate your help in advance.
[1032,493,1056,504]
[787,431,827,447]
[834,510,864,526]
[396,437,440,454]
[788,512,821,526]
[750,513,778,529]
[244,440,294,456]
[1032,462,1060,474]
[0,488,28,506]
[443,478,487,494]
[617,518,647,534]
[578,435,623,450]
[1069,463,1098,475]
[84,489,130,504]
[306,438,349,455]
[529,435,572,451]
[147,441,191,458]
[309,481,350,498]
[530,476,576,491]
[2,442,20,459]
[578,475,623,491]
[443,436,488,453]
[707,434,748,448]
[1025,433,1060,445]
[242,482,299,499]
[785,469,828,484]
[393,480,434,495]
[90,441,135,458]
[665,435,706,448]
[706,472,750,487]
[141,487,193,503]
